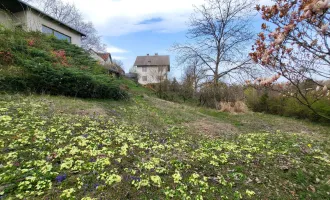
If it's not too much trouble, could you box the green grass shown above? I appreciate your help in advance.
[119,78,154,96]
[0,94,330,199]
[0,27,136,100]
[198,107,330,135]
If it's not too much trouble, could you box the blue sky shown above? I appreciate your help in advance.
[103,30,187,78]
[104,19,266,79]
[60,0,272,79]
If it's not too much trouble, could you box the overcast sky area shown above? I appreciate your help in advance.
[59,0,273,78]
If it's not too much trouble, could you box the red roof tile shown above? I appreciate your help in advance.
[96,53,111,62]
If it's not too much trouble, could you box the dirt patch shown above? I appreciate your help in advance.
[219,101,249,113]
[184,119,239,139]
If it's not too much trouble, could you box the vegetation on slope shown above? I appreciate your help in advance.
[1,94,329,199]
[0,26,128,100]
[245,87,330,123]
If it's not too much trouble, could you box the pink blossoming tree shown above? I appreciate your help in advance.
[249,0,330,120]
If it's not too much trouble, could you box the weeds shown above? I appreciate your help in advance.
[0,94,329,199]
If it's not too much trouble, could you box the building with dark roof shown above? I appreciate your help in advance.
[134,53,170,85]
[0,0,86,46]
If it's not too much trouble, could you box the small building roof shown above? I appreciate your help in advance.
[88,49,113,63]
[97,53,112,63]
[134,54,170,71]
[0,0,86,36]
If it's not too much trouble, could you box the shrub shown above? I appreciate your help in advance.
[244,87,330,123]
[0,27,128,100]
[219,101,248,113]
[198,83,245,109]
[0,50,13,65]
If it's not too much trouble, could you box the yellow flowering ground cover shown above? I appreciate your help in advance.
[0,94,329,199]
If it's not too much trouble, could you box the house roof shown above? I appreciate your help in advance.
[88,49,113,63]
[134,55,170,71]
[97,53,112,62]
[0,0,86,36]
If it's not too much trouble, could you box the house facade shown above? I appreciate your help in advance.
[89,49,125,77]
[0,0,86,46]
[134,54,170,85]
[96,53,113,65]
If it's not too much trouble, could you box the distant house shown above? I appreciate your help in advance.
[89,49,113,66]
[96,52,113,65]
[0,0,86,46]
[134,53,170,85]
[89,49,125,77]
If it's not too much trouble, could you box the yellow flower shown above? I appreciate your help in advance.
[60,188,75,199]
[0,115,12,122]
[172,171,182,183]
[246,189,256,197]
[81,198,97,200]
[150,175,162,187]
[105,174,122,186]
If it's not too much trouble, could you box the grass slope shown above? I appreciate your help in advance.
[0,27,132,99]
[0,94,329,199]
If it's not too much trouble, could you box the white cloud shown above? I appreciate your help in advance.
[61,0,205,36]
[31,0,273,37]
[106,46,128,53]
[112,56,127,60]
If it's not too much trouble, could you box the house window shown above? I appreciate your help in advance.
[142,76,147,81]
[42,25,53,35]
[54,31,71,43]
[158,66,163,72]
[42,25,71,43]
[142,67,147,72]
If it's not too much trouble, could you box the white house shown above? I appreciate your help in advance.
[88,49,113,66]
[88,49,125,77]
[134,54,170,85]
[0,0,86,46]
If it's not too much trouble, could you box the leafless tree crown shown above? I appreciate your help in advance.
[173,0,257,84]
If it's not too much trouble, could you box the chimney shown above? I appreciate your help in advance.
[147,54,149,56]
[155,53,158,56]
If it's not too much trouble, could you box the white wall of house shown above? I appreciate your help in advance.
[136,66,169,85]
[26,10,82,46]
[104,58,112,65]
[0,10,26,29]
[0,9,82,46]
[89,51,106,65]
[0,10,13,28]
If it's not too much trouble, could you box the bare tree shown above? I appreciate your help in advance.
[183,57,206,96]
[74,21,105,51]
[129,66,137,73]
[112,59,124,68]
[173,0,256,85]
[22,0,105,51]
[40,0,80,24]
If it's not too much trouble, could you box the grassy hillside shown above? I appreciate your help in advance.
[0,26,143,99]
[1,24,330,200]
[1,93,329,199]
